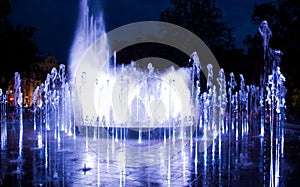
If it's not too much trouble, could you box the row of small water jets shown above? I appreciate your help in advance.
[186,53,286,187]
[0,51,287,184]
[1,52,287,145]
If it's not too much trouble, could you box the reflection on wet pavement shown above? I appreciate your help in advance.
[1,118,300,186]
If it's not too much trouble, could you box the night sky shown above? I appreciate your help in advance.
[8,0,270,64]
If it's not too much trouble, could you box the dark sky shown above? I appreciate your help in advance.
[8,0,269,63]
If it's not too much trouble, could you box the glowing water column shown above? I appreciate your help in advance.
[0,89,8,150]
[258,20,287,187]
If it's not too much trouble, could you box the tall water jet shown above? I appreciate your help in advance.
[32,86,39,131]
[69,0,108,79]
[13,72,23,155]
[69,0,109,131]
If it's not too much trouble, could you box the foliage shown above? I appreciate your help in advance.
[0,0,12,19]
[290,88,300,108]
[160,0,235,53]
[244,0,300,85]
[159,0,261,87]
[244,0,300,119]
[287,88,300,122]
[0,0,40,89]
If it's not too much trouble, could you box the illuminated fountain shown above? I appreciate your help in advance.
[67,6,285,183]
[0,1,288,186]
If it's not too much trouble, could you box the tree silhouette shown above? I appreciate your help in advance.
[160,0,235,53]
[159,0,256,85]
[0,0,11,19]
[244,0,300,121]
[0,0,41,89]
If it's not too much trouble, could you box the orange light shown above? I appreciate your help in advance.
[9,97,14,101]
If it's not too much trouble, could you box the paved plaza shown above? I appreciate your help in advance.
[1,118,300,186]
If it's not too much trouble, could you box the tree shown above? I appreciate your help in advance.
[0,0,11,19]
[159,0,252,85]
[0,0,41,89]
[160,0,235,55]
[244,0,300,121]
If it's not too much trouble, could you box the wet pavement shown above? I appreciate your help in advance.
[1,117,300,186]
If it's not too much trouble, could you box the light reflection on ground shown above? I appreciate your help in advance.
[1,118,300,186]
